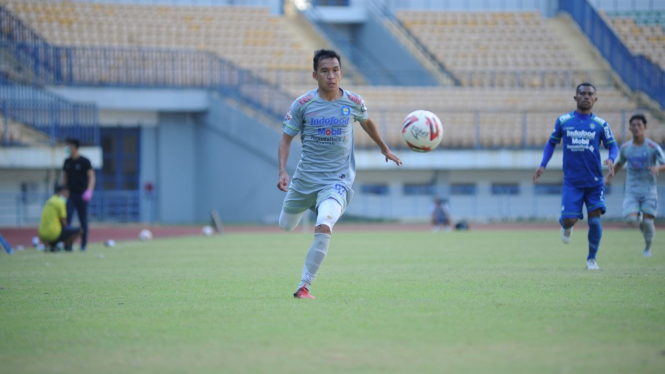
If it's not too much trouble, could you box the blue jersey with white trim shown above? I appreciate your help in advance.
[282,88,368,193]
[548,111,616,188]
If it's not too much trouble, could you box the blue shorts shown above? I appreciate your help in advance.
[561,183,606,220]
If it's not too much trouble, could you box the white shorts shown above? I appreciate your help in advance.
[281,184,353,215]
[622,194,658,217]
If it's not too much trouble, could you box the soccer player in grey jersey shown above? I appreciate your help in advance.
[605,114,665,257]
[277,49,402,299]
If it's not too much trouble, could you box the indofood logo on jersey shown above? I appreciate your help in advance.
[567,129,595,145]
[311,117,350,126]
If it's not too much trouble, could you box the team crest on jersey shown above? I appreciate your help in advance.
[340,106,350,116]
[590,123,595,129]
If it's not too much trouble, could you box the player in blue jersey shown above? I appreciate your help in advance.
[277,49,402,299]
[604,114,665,257]
[533,83,619,270]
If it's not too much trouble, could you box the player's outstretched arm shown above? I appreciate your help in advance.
[534,141,556,184]
[604,159,615,177]
[277,132,295,192]
[359,117,402,166]
[533,166,545,184]
[604,142,619,177]
[605,163,622,185]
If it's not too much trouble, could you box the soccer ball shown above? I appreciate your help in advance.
[202,225,214,236]
[401,110,443,152]
[139,229,153,241]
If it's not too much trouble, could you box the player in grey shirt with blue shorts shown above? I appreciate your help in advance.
[605,114,665,257]
[277,49,402,299]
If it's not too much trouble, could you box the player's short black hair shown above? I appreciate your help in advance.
[313,49,342,72]
[65,138,80,149]
[54,184,68,194]
[575,82,596,94]
[629,113,647,126]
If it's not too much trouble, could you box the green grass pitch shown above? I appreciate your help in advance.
[1,228,664,373]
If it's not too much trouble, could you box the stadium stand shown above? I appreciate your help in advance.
[0,0,313,85]
[395,10,583,87]
[1,1,661,150]
[602,10,665,70]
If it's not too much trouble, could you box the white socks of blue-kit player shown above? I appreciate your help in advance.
[640,219,655,250]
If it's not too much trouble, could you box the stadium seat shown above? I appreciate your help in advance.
[604,10,665,69]
[395,10,588,88]
[1,0,312,86]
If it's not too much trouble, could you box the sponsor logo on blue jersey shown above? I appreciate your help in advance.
[318,128,343,136]
[566,130,595,139]
[341,106,350,116]
[311,117,350,126]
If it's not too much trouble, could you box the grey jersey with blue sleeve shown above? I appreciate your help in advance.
[615,138,665,197]
[282,88,369,194]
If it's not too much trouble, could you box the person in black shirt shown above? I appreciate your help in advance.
[62,138,95,251]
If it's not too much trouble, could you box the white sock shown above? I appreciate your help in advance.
[641,219,655,250]
[298,233,331,289]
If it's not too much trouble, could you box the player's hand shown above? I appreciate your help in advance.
[383,149,402,166]
[603,176,611,186]
[277,172,289,192]
[532,166,545,184]
[604,159,615,177]
[650,166,660,177]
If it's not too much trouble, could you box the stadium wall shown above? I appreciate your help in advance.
[153,112,198,224]
[195,94,301,224]
[349,168,665,222]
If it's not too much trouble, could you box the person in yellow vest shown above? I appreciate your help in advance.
[38,185,81,252]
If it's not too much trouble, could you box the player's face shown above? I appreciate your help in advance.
[313,57,342,93]
[629,119,646,139]
[574,86,597,111]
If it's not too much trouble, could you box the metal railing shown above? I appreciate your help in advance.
[560,0,665,108]
[0,7,57,83]
[31,0,277,6]
[0,42,293,122]
[0,191,151,227]
[384,0,550,12]
[0,83,99,146]
[456,70,615,88]
[588,0,665,11]
[355,108,664,150]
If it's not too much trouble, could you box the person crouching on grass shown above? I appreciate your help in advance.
[38,185,82,252]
